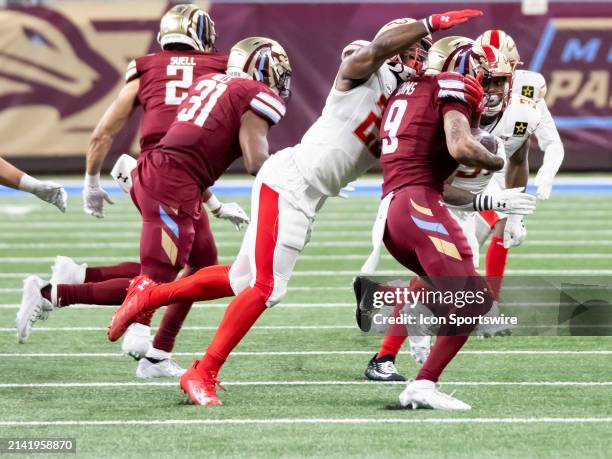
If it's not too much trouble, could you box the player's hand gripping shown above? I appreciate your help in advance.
[474,187,536,215]
[503,214,527,248]
[424,10,483,33]
[463,75,485,114]
[83,174,114,218]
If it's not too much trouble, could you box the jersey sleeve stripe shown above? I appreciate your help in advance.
[438,89,466,102]
[250,98,282,124]
[438,79,465,90]
[255,92,286,116]
[125,59,138,83]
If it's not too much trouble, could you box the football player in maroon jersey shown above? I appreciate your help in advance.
[17,5,247,378]
[375,41,507,410]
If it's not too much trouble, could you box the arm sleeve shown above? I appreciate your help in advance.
[248,90,286,125]
[534,100,564,176]
[436,75,473,119]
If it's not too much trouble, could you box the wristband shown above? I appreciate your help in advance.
[85,173,101,188]
[421,17,433,34]
[473,193,493,211]
[18,174,41,193]
[204,194,222,214]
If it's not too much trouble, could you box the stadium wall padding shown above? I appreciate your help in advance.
[1,0,611,173]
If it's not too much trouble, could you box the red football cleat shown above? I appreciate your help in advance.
[107,275,157,342]
[180,360,225,406]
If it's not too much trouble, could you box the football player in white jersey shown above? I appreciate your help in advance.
[360,38,538,381]
[477,30,564,201]
[105,10,487,406]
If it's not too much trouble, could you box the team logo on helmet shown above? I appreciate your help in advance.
[227,37,292,99]
[157,4,216,52]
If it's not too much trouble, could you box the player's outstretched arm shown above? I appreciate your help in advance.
[0,157,67,212]
[444,110,505,171]
[239,111,271,176]
[534,101,564,199]
[336,10,482,89]
[84,79,139,218]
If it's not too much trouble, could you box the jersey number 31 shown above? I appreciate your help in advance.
[177,75,229,127]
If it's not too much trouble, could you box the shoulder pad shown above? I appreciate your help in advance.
[512,70,547,102]
[502,95,541,138]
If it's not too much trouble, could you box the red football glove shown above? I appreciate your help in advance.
[463,74,485,113]
[424,10,483,33]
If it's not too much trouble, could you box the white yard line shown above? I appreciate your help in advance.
[0,381,610,389]
[0,417,611,427]
[0,325,355,332]
[0,351,610,358]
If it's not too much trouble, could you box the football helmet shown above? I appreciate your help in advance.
[480,45,513,117]
[426,36,490,79]
[341,40,370,60]
[476,30,521,70]
[375,18,432,78]
[157,4,216,52]
[227,37,292,99]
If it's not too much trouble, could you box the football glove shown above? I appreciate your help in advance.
[205,196,249,231]
[463,74,485,114]
[503,214,527,249]
[18,174,67,213]
[473,187,536,215]
[83,174,114,218]
[424,10,483,33]
[534,168,555,200]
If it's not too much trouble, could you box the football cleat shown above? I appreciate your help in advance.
[16,276,54,343]
[353,276,384,332]
[364,354,406,382]
[408,335,432,365]
[180,360,224,406]
[49,256,86,285]
[121,323,152,360]
[107,275,157,342]
[399,379,471,410]
[136,358,186,378]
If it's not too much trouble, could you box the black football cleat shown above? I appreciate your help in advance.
[364,354,406,382]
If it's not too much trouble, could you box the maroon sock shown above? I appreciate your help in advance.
[416,336,469,383]
[84,262,141,283]
[56,278,131,307]
[152,302,193,353]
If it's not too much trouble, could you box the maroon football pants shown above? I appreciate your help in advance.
[383,186,494,382]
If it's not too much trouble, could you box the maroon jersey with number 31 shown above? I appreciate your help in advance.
[125,50,228,154]
[380,73,474,196]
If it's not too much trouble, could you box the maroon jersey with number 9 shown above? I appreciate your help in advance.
[380,73,474,197]
[126,50,228,154]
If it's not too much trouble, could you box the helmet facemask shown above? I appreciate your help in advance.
[480,45,512,118]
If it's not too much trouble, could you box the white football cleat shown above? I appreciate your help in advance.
[399,379,471,411]
[16,276,54,343]
[121,323,152,360]
[50,256,86,285]
[408,335,432,365]
[136,358,186,378]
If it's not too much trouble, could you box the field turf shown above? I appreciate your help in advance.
[0,184,611,458]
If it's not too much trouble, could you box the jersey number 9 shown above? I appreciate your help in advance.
[381,100,408,155]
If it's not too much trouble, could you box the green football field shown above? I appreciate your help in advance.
[1,186,611,458]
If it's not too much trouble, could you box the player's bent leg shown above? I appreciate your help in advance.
[485,218,508,299]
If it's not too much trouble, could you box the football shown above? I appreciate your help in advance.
[471,127,497,153]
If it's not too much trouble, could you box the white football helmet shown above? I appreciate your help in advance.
[476,30,521,70]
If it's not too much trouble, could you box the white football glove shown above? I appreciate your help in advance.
[18,174,67,213]
[534,168,555,200]
[34,181,67,213]
[503,214,527,249]
[338,184,356,199]
[474,187,536,215]
[83,174,114,218]
[211,202,249,230]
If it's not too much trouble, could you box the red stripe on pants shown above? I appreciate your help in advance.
[254,184,280,301]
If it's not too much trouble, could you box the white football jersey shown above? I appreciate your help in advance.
[292,66,398,197]
[512,70,547,103]
[451,93,540,194]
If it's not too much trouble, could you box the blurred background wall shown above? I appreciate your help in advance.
[1,0,611,173]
